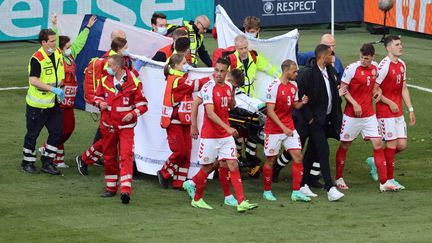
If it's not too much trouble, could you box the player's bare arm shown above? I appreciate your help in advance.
[340,82,362,117]
[191,97,203,139]
[401,82,416,126]
[380,95,399,113]
[372,83,382,102]
[293,94,308,109]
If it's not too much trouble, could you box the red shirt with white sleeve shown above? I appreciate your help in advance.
[200,80,233,139]
[376,56,406,118]
[341,61,378,118]
[264,79,298,134]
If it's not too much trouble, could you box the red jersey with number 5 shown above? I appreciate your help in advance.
[341,61,378,118]
[264,79,298,134]
[200,80,233,138]
[376,56,406,118]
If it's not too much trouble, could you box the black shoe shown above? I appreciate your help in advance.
[121,193,130,204]
[237,156,249,168]
[41,162,61,175]
[308,179,324,189]
[94,159,104,167]
[272,165,283,183]
[21,162,37,174]
[157,170,169,189]
[75,156,88,176]
[101,190,116,197]
[246,154,262,167]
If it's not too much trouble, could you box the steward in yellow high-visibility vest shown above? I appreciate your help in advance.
[227,35,280,98]
[21,29,65,175]
[167,15,212,67]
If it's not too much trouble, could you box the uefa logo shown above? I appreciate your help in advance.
[263,2,274,14]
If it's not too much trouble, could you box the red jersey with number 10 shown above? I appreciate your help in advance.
[376,56,406,118]
[264,79,298,134]
[341,61,378,118]
[200,80,233,139]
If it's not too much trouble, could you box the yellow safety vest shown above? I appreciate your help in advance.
[26,47,65,108]
[229,50,278,97]
[183,21,203,66]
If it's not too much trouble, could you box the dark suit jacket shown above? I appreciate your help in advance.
[297,58,342,139]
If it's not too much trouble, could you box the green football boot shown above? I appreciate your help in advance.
[191,198,213,210]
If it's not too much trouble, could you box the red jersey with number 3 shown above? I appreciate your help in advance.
[264,79,298,134]
[376,56,406,118]
[200,80,233,138]
[341,61,378,118]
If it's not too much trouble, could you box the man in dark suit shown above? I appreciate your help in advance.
[297,44,344,201]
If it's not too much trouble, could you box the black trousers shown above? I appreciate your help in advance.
[22,103,63,165]
[302,119,334,191]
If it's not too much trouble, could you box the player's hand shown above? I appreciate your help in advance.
[388,101,399,113]
[282,126,293,136]
[122,113,134,122]
[301,95,309,104]
[373,87,382,102]
[227,127,239,137]
[339,86,348,96]
[191,125,199,139]
[409,111,416,126]
[87,15,97,28]
[51,13,57,25]
[99,101,108,111]
[353,103,362,117]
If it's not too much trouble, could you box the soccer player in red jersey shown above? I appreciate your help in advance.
[183,58,258,212]
[261,59,311,202]
[366,36,416,190]
[335,43,398,192]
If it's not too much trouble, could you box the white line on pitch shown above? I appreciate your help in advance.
[407,84,432,93]
[0,86,28,91]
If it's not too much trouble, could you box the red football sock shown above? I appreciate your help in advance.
[229,169,245,204]
[384,147,396,180]
[262,164,273,191]
[193,169,208,201]
[335,145,348,180]
[218,167,232,197]
[291,162,303,190]
[373,148,388,184]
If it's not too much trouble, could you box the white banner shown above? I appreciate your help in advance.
[215,5,298,101]
[57,15,172,58]
[133,56,213,178]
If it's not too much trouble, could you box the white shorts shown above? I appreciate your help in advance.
[340,114,382,142]
[198,137,237,165]
[378,116,407,141]
[264,131,302,156]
